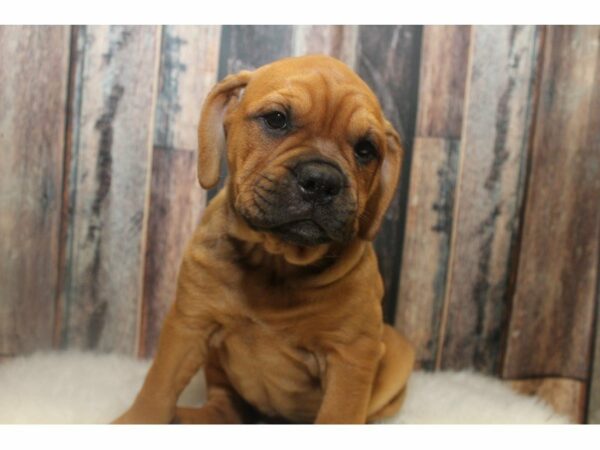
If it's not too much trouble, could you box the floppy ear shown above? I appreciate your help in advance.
[197,70,253,189]
[358,120,404,241]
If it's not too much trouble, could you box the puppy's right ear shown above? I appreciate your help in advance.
[197,70,253,189]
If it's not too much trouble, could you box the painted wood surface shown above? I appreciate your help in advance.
[140,26,220,357]
[208,25,295,197]
[438,26,540,373]
[292,25,358,68]
[396,137,459,369]
[415,26,471,139]
[57,26,162,354]
[511,378,587,423]
[503,26,600,381]
[395,26,470,369]
[0,26,70,354]
[356,25,423,323]
[588,287,600,423]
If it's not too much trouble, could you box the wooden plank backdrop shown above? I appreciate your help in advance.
[439,25,540,373]
[0,26,70,355]
[56,26,162,354]
[589,284,600,423]
[502,26,600,422]
[502,26,600,381]
[1,25,599,423]
[396,25,470,369]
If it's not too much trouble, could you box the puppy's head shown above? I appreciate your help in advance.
[198,55,403,247]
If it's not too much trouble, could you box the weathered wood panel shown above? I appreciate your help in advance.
[503,26,600,380]
[153,26,221,153]
[588,286,600,423]
[395,26,470,368]
[511,378,586,423]
[584,25,600,424]
[396,138,459,369]
[0,26,70,354]
[140,26,220,358]
[208,25,295,198]
[416,26,471,139]
[292,25,359,68]
[57,26,162,354]
[439,26,541,373]
[356,25,423,323]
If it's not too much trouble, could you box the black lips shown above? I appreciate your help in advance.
[240,159,356,247]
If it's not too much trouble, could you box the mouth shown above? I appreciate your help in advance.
[270,219,332,246]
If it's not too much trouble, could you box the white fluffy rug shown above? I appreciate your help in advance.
[0,351,568,424]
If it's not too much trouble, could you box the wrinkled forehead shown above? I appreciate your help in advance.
[240,60,385,135]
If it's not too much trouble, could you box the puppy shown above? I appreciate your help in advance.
[114,55,414,424]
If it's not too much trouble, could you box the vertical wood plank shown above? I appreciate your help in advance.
[0,26,70,354]
[416,26,471,139]
[395,26,470,368]
[58,26,162,354]
[292,25,359,68]
[356,25,423,323]
[511,378,586,423]
[140,26,220,357]
[588,280,600,423]
[208,25,295,198]
[584,27,600,424]
[397,137,459,369]
[503,26,600,380]
[439,26,541,373]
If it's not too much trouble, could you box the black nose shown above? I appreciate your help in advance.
[295,161,344,204]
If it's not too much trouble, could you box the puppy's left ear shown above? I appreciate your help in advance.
[359,120,404,241]
[197,70,253,189]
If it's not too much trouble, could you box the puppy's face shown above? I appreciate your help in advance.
[198,56,403,248]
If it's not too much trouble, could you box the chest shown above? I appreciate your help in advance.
[208,306,326,421]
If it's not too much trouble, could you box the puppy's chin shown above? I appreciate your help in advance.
[271,220,332,247]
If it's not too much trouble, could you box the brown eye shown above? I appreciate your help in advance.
[263,111,287,130]
[354,139,378,164]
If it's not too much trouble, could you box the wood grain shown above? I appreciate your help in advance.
[153,26,221,152]
[585,26,600,424]
[57,26,162,354]
[292,25,359,68]
[208,25,295,198]
[503,26,600,380]
[140,26,220,357]
[416,26,471,139]
[0,26,70,354]
[439,26,541,373]
[395,26,470,368]
[396,138,459,369]
[588,282,600,423]
[510,377,586,423]
[356,25,423,323]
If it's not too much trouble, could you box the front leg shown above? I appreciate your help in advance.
[113,305,215,424]
[315,338,383,424]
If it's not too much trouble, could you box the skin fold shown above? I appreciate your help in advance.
[114,55,415,424]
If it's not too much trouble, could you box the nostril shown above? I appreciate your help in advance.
[325,182,341,197]
[301,177,318,193]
